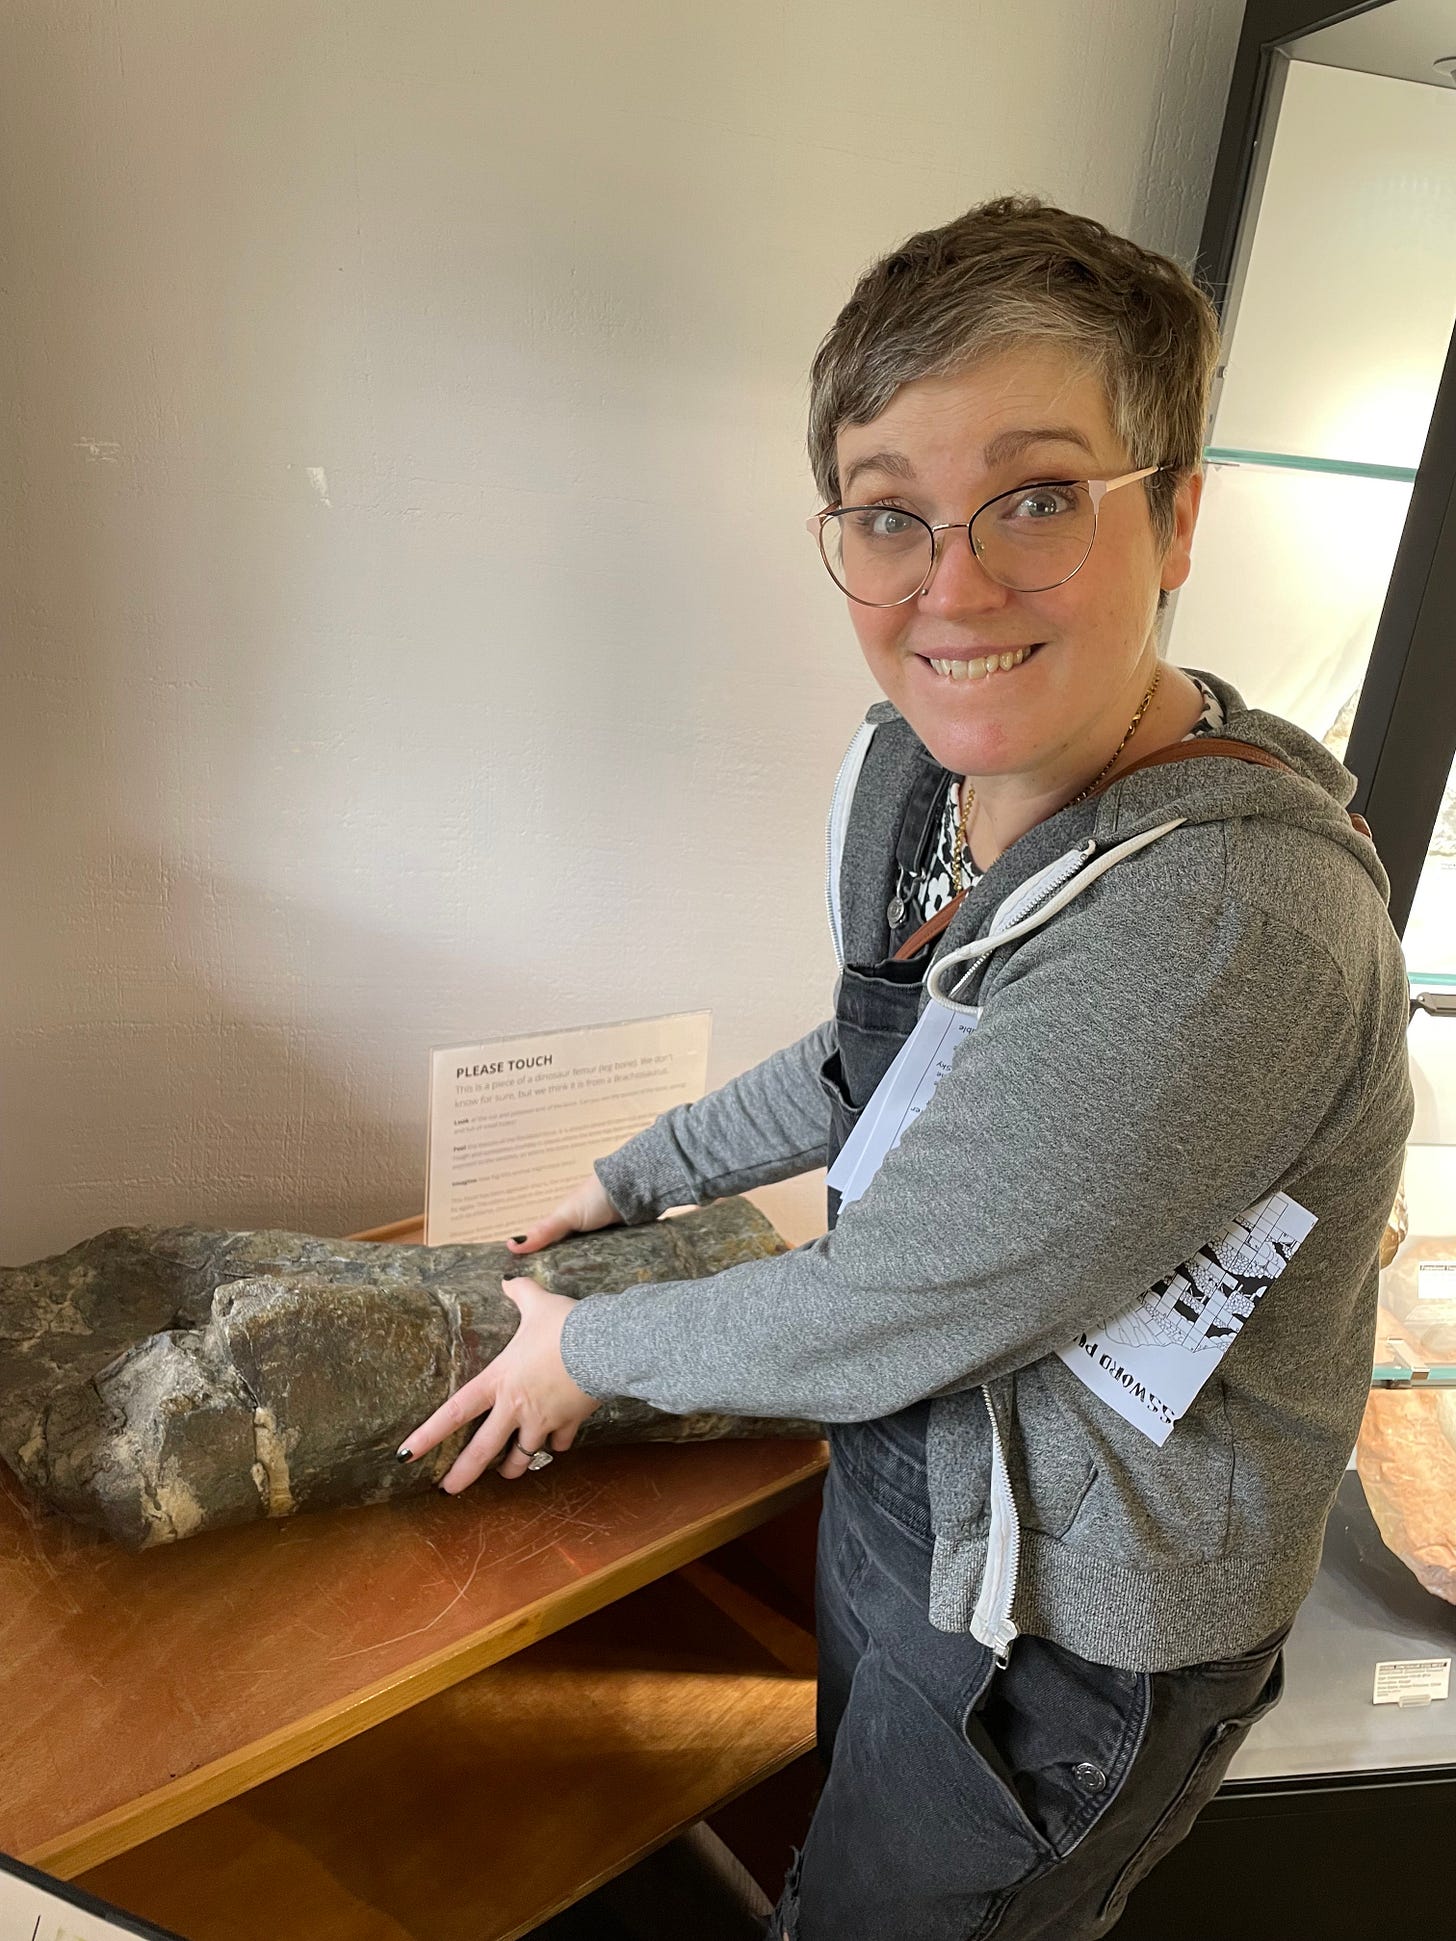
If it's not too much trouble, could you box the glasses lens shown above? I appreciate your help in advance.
[821,506,933,605]
[970,480,1095,591]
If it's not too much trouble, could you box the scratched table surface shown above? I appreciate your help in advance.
[0,1204,828,1876]
[0,1432,827,1874]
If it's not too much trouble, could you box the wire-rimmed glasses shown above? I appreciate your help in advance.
[806,465,1170,605]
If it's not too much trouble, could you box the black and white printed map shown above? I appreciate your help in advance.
[1057,1193,1318,1446]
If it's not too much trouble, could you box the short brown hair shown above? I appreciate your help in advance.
[807,195,1222,609]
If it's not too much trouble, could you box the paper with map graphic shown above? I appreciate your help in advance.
[1058,1193,1318,1447]
[825,999,980,1210]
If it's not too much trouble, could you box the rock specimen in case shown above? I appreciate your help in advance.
[1357,1231,1456,1608]
[1358,1370,1456,1607]
[0,1199,821,1549]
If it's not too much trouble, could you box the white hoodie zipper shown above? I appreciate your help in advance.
[927,819,1187,1013]
[987,839,1097,935]
[972,1388,1022,1666]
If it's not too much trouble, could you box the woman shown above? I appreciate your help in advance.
[402,197,1413,1938]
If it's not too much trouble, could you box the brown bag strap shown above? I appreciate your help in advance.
[891,891,965,961]
[889,739,1372,963]
[1084,736,1374,842]
[1082,736,1293,795]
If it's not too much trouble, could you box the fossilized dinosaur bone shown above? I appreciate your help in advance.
[0,1199,820,1548]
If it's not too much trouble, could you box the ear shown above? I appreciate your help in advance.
[1158,467,1203,595]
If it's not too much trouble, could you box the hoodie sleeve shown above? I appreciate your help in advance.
[561,880,1368,1419]
[592,1018,837,1224]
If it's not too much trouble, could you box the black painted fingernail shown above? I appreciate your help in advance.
[396,1445,414,1463]
[511,1235,528,1244]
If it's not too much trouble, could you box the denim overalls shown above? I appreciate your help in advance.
[766,754,1291,1941]
[820,751,957,1233]
[816,747,951,1549]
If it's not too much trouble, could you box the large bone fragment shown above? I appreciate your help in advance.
[0,1199,821,1549]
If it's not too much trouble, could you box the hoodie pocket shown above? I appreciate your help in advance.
[1012,1363,1097,1539]
[1030,1370,1235,1565]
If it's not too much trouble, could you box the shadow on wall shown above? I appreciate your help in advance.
[0,853,544,1267]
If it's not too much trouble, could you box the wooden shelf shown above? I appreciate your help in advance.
[76,1559,817,1941]
[1,1438,825,1877]
[3,1206,827,1930]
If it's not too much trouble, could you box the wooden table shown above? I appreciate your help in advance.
[0,1214,827,1939]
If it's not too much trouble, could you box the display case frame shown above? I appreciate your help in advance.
[1193,0,1456,937]
[1112,10,1456,1932]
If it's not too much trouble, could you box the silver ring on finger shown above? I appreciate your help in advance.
[510,1433,554,1472]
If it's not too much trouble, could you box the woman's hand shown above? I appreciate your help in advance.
[504,1171,622,1258]
[400,1276,603,1490]
[401,1174,621,1490]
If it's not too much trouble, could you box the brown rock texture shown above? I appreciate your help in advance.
[1358,1235,1456,1607]
[1358,1379,1456,1607]
[0,1199,820,1549]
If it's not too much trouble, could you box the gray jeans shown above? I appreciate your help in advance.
[767,1405,1288,1940]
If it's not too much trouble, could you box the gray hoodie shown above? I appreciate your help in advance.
[560,669,1413,1672]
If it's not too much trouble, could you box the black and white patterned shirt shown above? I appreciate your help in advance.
[909,675,1226,925]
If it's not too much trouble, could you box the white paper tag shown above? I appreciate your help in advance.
[826,842,1110,1211]
[1058,1193,1318,1446]
[1417,1260,1456,1301]
[0,1850,176,1938]
[1373,1658,1450,1707]
[825,997,979,1210]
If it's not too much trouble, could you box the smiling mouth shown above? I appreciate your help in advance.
[917,643,1043,682]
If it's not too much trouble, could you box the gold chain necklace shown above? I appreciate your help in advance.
[951,664,1162,895]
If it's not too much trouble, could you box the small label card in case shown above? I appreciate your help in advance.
[426,1011,711,1244]
[1372,1658,1451,1707]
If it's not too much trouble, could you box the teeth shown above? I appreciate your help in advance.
[926,646,1033,680]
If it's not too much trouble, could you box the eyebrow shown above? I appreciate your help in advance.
[841,424,1097,498]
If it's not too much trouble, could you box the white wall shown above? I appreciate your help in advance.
[0,0,1244,1262]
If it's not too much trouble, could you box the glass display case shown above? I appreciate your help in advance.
[1168,52,1455,756]
[1116,6,1456,1935]
[1189,0,1456,1779]
[1228,1114,1456,1787]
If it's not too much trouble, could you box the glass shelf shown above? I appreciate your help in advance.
[1372,1352,1456,1389]
[1202,446,1418,483]
[1372,1275,1456,1387]
[1374,1144,1456,1386]
[1207,59,1456,475]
